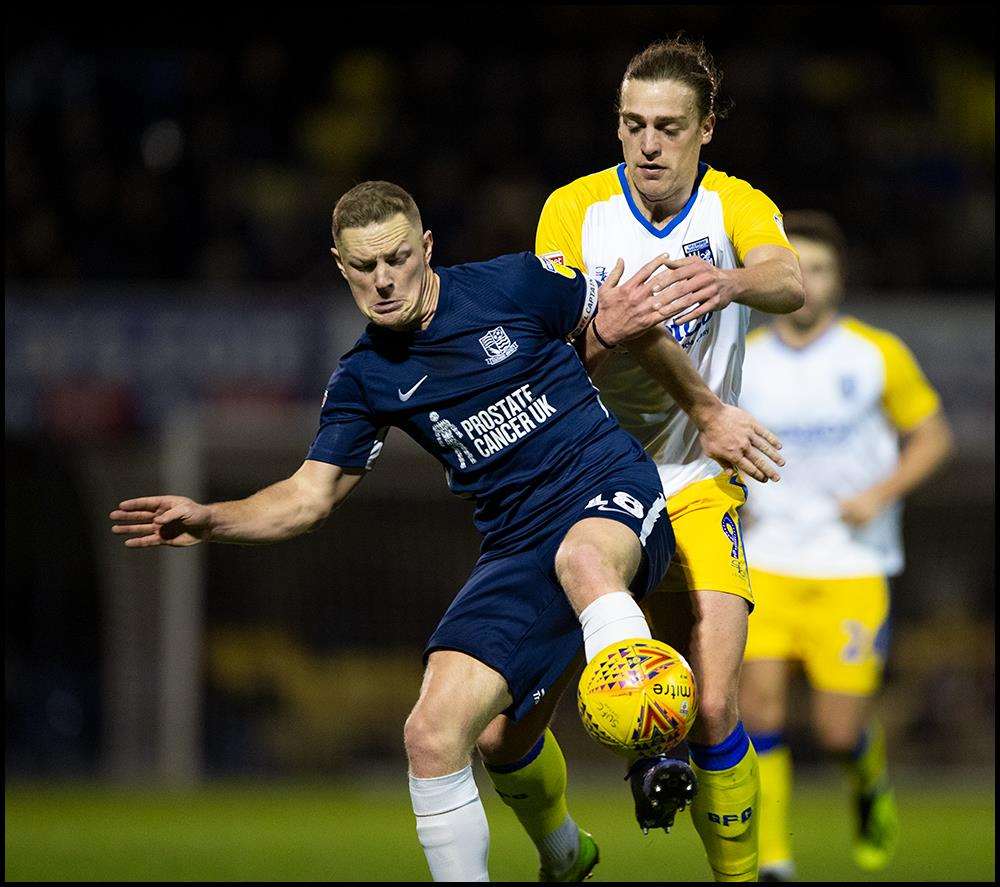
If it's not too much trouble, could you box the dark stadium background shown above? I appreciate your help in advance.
[5,6,995,881]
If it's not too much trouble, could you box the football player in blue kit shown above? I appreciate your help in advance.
[110,181,781,882]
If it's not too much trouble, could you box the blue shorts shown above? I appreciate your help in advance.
[425,463,675,721]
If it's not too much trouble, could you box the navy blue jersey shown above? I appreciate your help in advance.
[308,252,651,553]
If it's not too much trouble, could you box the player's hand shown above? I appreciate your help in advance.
[651,257,739,325]
[110,496,213,547]
[838,488,889,527]
[694,402,784,483]
[594,254,681,346]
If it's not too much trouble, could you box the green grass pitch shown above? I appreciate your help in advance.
[6,771,995,881]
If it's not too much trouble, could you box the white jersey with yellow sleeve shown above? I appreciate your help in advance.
[536,161,793,498]
[739,317,942,578]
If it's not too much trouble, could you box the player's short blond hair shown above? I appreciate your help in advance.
[332,181,422,241]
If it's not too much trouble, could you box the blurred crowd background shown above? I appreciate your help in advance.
[6,6,994,286]
[5,6,994,783]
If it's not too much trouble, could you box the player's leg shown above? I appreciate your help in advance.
[739,567,802,881]
[472,477,670,883]
[405,649,513,881]
[477,655,599,882]
[740,659,794,882]
[812,692,897,869]
[555,515,652,657]
[805,574,896,871]
[554,474,673,662]
[427,489,668,883]
[648,588,760,882]
[642,474,761,881]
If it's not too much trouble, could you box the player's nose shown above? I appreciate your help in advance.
[373,265,393,291]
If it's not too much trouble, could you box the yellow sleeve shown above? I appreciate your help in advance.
[844,319,942,431]
[878,332,942,432]
[535,186,587,273]
[704,171,794,264]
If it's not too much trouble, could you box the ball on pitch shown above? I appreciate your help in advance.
[577,638,698,756]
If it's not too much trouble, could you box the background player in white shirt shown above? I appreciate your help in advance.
[482,37,805,883]
[737,211,954,880]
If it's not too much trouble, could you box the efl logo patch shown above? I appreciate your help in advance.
[479,325,519,365]
[536,254,576,279]
[682,237,715,264]
[539,251,565,266]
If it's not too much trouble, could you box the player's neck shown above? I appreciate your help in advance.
[626,167,698,226]
[417,270,441,331]
[774,312,839,349]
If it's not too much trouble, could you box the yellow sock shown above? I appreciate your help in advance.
[689,723,760,882]
[485,728,571,846]
[750,733,794,871]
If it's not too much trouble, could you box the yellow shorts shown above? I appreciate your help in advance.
[744,568,890,696]
[654,472,754,606]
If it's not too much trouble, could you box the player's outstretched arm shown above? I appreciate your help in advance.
[625,329,785,483]
[110,459,364,548]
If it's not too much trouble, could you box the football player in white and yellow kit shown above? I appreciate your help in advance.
[476,37,805,883]
[738,212,954,881]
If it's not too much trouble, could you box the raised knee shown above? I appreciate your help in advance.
[403,708,434,760]
[404,706,465,773]
[554,537,602,587]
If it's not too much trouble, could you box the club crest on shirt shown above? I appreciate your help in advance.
[479,325,519,365]
[682,237,715,265]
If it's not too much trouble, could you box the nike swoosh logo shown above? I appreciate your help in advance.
[398,375,428,402]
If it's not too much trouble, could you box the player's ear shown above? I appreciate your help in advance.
[701,113,715,146]
[423,229,433,265]
[331,245,348,279]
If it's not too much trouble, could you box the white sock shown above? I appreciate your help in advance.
[409,765,490,882]
[539,814,581,876]
[579,591,652,662]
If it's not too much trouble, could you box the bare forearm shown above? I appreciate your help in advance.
[580,321,615,375]
[207,476,332,544]
[865,414,954,508]
[729,257,804,315]
[625,327,719,422]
